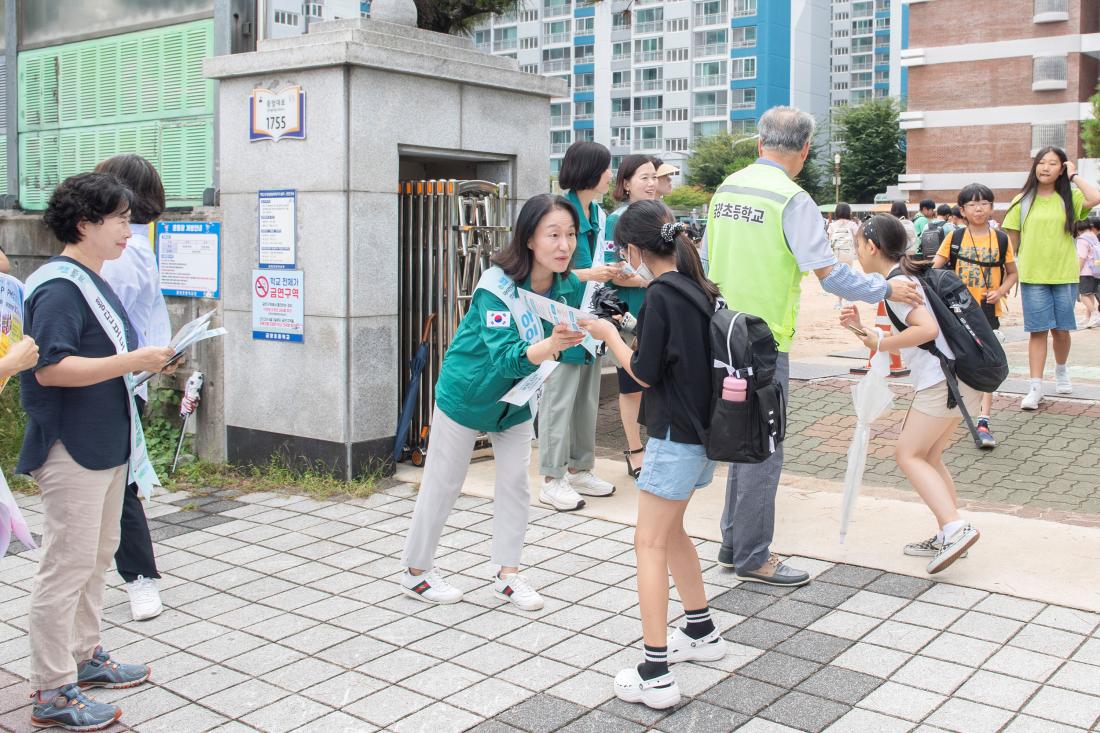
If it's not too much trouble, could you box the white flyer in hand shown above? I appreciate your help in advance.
[517,287,602,357]
[133,309,227,387]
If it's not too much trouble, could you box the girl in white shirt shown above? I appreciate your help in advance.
[839,214,980,575]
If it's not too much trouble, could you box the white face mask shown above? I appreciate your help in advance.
[626,244,654,283]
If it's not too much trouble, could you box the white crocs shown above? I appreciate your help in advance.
[667,627,727,664]
[613,666,681,710]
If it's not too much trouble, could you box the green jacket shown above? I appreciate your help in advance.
[435,271,585,432]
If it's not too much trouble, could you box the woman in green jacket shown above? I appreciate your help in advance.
[539,141,620,511]
[400,194,586,611]
[605,154,658,478]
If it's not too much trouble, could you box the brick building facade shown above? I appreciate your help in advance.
[897,0,1099,208]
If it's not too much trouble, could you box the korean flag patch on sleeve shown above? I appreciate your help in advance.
[486,311,511,328]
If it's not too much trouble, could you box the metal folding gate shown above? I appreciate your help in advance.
[397,179,511,464]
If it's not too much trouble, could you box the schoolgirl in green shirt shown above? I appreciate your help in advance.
[400,195,586,610]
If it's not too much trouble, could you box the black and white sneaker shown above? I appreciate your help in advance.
[927,524,980,575]
[904,535,968,559]
[400,568,463,604]
[667,627,727,664]
[613,666,681,710]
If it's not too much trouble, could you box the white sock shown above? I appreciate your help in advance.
[942,519,966,541]
[1055,364,1068,376]
[1029,379,1042,391]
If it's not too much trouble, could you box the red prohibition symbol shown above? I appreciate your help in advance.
[255,275,269,298]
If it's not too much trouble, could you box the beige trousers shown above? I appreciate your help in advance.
[29,442,127,690]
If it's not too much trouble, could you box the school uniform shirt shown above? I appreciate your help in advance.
[935,226,1016,317]
[630,271,713,445]
[17,257,137,475]
[884,275,955,392]
[434,271,583,433]
[1002,189,1090,285]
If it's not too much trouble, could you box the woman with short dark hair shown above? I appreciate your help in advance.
[19,172,178,731]
[96,154,172,623]
[538,142,619,511]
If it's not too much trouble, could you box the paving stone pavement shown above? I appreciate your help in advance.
[1,486,1099,732]
[596,379,1100,524]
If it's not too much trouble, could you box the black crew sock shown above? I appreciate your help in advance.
[682,607,716,639]
[637,644,669,680]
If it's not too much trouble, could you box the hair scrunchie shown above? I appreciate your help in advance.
[660,221,684,243]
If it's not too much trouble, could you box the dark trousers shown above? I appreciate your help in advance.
[113,398,160,583]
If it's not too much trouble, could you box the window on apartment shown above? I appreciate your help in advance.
[304,3,322,17]
[612,70,631,88]
[731,87,755,110]
[611,126,632,143]
[274,10,300,25]
[551,129,571,146]
[1033,55,1068,90]
[695,60,727,85]
[635,7,664,32]
[694,120,726,139]
[666,138,689,152]
[1032,122,1066,152]
[853,19,873,35]
[852,0,872,17]
[833,46,849,56]
[613,12,630,29]
[694,90,727,111]
[731,0,757,18]
[666,18,689,32]
[612,41,631,60]
[731,25,756,49]
[635,37,663,61]
[635,125,662,145]
[731,57,756,80]
[695,0,727,25]
[576,129,594,142]
[550,158,562,176]
[666,78,689,92]
[575,16,594,33]
[695,29,727,53]
[493,26,517,50]
[666,108,688,121]
[575,72,594,90]
[611,155,623,171]
[520,36,538,49]
[575,100,594,119]
[550,102,571,125]
[576,44,594,62]
[731,119,757,135]
[612,98,632,115]
[667,48,689,62]
[834,64,849,73]
[520,9,538,22]
[543,19,570,42]
[520,63,539,74]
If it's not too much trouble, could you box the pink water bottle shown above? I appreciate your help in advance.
[722,376,747,402]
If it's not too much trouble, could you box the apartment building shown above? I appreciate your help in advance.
[473,0,830,182]
[266,0,371,39]
[898,0,1100,206]
[829,0,906,110]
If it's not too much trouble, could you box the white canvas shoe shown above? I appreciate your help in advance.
[124,576,163,621]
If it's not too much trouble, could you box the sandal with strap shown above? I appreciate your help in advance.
[623,447,644,479]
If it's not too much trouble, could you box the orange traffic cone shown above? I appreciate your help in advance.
[849,301,910,377]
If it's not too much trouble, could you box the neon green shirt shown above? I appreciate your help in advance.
[1002,189,1089,284]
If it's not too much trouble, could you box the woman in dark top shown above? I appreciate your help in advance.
[585,200,729,711]
[19,173,176,732]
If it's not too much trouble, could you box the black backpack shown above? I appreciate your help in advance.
[657,277,785,464]
[917,220,947,258]
[945,227,1010,283]
[884,268,1009,447]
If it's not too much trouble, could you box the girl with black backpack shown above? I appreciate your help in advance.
[840,214,981,574]
[584,200,728,710]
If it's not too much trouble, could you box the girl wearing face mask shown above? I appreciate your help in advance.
[585,200,729,711]
[537,142,620,512]
[604,155,658,478]
[399,194,586,611]
[1002,146,1100,410]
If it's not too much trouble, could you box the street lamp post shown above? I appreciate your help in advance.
[833,152,841,205]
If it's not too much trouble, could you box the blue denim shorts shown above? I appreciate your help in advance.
[636,433,716,501]
[1021,283,1078,333]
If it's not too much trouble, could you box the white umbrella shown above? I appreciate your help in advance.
[839,350,895,543]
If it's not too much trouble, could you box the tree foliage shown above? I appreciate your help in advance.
[1083,82,1100,158]
[834,99,906,204]
[414,0,519,33]
[663,185,713,210]
[685,133,759,191]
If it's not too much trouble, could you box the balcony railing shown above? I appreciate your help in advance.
[694,104,724,117]
[635,20,663,33]
[695,74,727,87]
[544,32,570,44]
[695,12,724,26]
[493,38,517,51]
[731,38,756,49]
[550,115,570,127]
[634,79,663,92]
[574,111,594,121]
[730,69,755,80]
[550,142,571,154]
[612,80,631,90]
[542,59,570,72]
[695,43,727,57]
[731,5,756,18]
[543,3,570,18]
[575,82,594,92]
[634,109,663,122]
[635,51,663,63]
[634,137,663,151]
[730,100,755,110]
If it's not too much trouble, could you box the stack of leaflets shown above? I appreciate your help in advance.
[133,309,226,387]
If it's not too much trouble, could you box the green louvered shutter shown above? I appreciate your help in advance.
[18,19,214,210]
